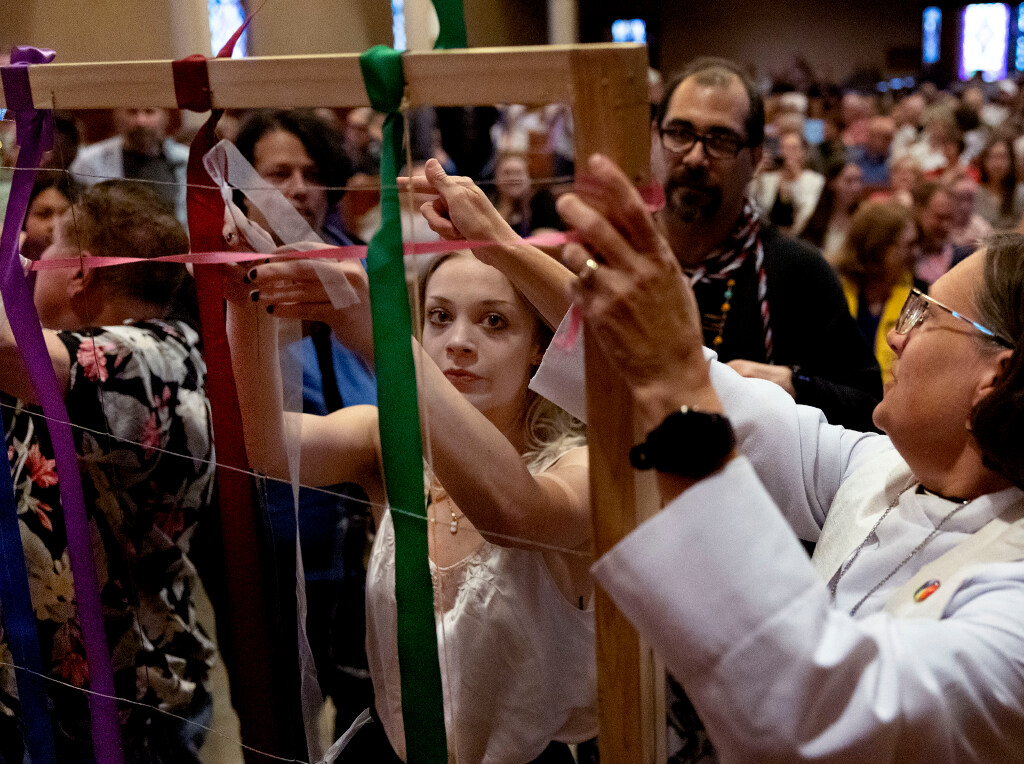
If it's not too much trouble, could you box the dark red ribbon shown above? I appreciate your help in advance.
[172,20,285,760]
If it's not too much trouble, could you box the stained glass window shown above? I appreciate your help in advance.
[208,0,248,58]
[923,7,941,64]
[612,19,646,44]
[392,0,407,52]
[960,3,1010,81]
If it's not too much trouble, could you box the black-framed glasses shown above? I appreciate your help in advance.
[895,288,1014,349]
[659,123,748,159]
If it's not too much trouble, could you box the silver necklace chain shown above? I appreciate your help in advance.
[830,482,973,617]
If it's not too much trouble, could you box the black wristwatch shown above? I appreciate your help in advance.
[629,406,736,478]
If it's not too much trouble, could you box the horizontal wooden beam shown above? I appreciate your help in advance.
[0,43,645,110]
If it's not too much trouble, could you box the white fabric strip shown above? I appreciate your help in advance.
[203,138,333,760]
[204,139,358,309]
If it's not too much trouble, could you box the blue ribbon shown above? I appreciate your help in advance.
[0,444,55,764]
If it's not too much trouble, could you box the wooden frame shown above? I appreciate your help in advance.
[1,42,662,762]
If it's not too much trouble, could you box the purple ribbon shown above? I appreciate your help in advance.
[1,46,125,764]
[0,46,55,150]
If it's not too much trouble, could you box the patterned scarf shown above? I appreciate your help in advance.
[685,198,774,361]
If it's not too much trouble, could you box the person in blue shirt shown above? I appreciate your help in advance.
[850,115,895,189]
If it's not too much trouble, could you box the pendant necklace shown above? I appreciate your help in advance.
[830,482,973,617]
[428,484,464,535]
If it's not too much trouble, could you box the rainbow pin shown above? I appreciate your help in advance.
[913,579,941,603]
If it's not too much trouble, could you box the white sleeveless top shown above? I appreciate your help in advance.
[366,509,597,763]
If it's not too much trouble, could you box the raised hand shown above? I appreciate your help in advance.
[557,154,721,430]
[241,254,374,366]
[401,158,519,247]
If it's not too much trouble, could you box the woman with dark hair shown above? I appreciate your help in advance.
[226,248,594,763]
[974,136,1024,230]
[549,154,1024,761]
[800,159,864,255]
[752,129,825,237]
[489,153,565,236]
[234,108,356,244]
[21,172,78,260]
[829,200,920,384]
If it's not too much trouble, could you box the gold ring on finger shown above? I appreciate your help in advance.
[578,258,600,285]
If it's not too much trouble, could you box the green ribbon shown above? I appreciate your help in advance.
[359,44,447,762]
[430,0,468,49]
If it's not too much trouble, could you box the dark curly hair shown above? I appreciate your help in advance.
[233,109,353,206]
[970,233,1024,487]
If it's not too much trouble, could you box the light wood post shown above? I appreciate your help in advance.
[569,45,665,764]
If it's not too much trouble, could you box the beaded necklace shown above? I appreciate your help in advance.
[830,483,973,617]
[427,482,465,535]
[688,199,773,360]
[701,277,736,348]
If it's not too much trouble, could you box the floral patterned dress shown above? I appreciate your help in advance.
[0,319,216,757]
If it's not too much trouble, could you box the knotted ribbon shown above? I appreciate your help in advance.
[358,44,447,762]
[172,19,288,762]
[357,3,466,754]
[0,46,124,764]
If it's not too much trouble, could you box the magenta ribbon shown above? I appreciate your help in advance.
[1,46,125,764]
[27,230,581,270]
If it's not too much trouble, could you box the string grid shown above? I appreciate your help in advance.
[0,102,591,763]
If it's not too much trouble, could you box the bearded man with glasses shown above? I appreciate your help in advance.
[649,58,881,441]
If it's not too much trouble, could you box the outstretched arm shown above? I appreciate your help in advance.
[0,321,70,404]
[570,152,1024,764]
[558,154,729,504]
[412,340,590,551]
[232,257,590,551]
[404,159,575,328]
[0,255,71,404]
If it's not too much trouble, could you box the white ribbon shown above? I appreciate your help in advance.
[203,139,359,309]
[203,138,353,761]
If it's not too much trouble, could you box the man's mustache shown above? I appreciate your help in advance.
[663,168,721,222]
[665,166,712,191]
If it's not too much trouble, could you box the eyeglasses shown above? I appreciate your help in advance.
[895,288,1014,349]
[659,123,748,160]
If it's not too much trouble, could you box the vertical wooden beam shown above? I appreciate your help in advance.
[569,45,665,763]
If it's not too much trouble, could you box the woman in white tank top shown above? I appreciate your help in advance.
[227,249,596,763]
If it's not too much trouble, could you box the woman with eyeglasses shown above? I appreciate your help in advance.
[542,154,1024,762]
[828,200,923,384]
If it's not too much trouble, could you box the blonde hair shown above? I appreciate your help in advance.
[417,252,585,474]
[521,388,586,473]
